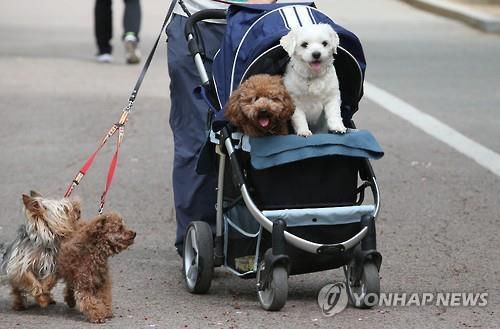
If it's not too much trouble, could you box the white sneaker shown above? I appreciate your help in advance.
[96,53,113,63]
[124,33,141,64]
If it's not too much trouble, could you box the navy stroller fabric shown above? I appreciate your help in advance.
[211,2,366,123]
[249,130,384,170]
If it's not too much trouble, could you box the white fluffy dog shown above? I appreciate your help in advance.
[280,23,346,136]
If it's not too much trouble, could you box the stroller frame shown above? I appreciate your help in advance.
[181,7,382,311]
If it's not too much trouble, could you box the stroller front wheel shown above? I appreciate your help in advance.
[344,261,380,309]
[257,262,288,311]
[183,221,214,294]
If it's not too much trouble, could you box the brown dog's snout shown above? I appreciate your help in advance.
[259,109,268,115]
[125,230,136,242]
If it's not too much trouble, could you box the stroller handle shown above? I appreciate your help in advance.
[184,9,227,58]
[184,9,226,104]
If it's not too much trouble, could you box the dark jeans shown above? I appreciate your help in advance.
[94,0,141,55]
[166,14,226,253]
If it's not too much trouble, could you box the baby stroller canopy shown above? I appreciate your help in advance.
[211,2,367,123]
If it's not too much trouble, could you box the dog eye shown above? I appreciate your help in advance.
[322,41,328,47]
[300,42,308,48]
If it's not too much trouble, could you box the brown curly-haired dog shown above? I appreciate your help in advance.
[225,74,295,137]
[56,212,135,323]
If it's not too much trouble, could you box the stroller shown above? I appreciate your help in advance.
[181,2,383,311]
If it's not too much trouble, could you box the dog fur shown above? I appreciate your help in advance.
[56,212,135,323]
[0,191,81,310]
[280,23,346,136]
[225,74,295,137]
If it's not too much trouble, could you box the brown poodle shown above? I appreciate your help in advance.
[55,212,135,323]
[225,74,295,137]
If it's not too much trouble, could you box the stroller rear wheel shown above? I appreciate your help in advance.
[183,221,214,294]
[256,262,288,311]
[344,261,380,309]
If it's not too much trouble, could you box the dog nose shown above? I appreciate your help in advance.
[131,231,136,239]
[259,109,268,114]
[312,51,321,59]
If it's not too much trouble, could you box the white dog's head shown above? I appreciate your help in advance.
[280,24,339,75]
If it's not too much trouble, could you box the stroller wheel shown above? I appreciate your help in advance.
[344,261,380,309]
[256,262,288,311]
[183,221,214,294]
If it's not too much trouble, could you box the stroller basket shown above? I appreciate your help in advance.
[223,203,374,277]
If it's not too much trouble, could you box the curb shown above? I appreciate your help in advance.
[402,0,500,33]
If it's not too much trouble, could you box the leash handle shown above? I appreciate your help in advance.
[64,0,179,213]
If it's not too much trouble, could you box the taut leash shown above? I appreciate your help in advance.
[64,0,179,214]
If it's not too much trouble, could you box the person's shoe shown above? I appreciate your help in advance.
[96,53,113,63]
[124,33,141,64]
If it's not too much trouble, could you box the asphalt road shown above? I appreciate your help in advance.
[0,0,499,328]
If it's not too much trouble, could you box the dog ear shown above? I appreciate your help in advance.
[280,30,296,56]
[30,190,43,198]
[71,199,82,219]
[22,194,44,214]
[225,88,245,127]
[327,25,340,54]
[280,88,296,120]
[89,215,108,235]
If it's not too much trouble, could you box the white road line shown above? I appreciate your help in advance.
[364,81,500,177]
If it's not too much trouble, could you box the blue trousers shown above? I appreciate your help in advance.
[95,0,141,55]
[166,14,226,252]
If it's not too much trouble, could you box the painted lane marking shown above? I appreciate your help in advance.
[364,81,500,177]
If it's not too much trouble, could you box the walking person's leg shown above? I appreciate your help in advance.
[123,0,141,38]
[123,0,141,64]
[166,14,225,256]
[95,0,113,62]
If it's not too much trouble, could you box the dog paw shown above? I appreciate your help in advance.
[64,296,76,308]
[35,294,53,308]
[31,285,43,297]
[296,129,312,137]
[327,120,347,134]
[89,318,107,324]
[329,128,347,134]
[12,303,26,311]
[328,125,347,134]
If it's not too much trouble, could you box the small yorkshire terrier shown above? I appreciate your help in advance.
[56,212,135,323]
[0,191,81,310]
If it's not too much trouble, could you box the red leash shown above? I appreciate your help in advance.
[64,108,128,214]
